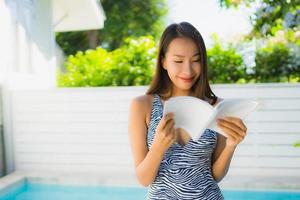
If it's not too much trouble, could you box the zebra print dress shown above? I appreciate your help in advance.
[146,94,224,200]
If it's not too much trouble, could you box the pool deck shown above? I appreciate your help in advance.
[0,171,300,193]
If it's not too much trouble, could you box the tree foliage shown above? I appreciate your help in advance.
[56,0,168,55]
[99,0,168,50]
[207,37,247,84]
[57,36,157,87]
[219,0,299,37]
[253,38,300,82]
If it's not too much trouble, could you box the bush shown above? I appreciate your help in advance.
[207,40,247,84]
[254,42,290,82]
[110,36,157,86]
[57,36,156,87]
[58,34,299,87]
[253,41,300,83]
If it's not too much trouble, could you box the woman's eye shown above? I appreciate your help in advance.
[174,61,183,63]
[193,59,200,62]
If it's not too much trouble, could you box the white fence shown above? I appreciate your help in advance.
[2,83,300,186]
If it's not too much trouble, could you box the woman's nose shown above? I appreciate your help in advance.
[182,61,193,75]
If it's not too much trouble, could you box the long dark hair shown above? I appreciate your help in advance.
[146,22,218,105]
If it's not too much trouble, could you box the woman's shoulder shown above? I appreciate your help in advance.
[130,94,155,113]
[130,94,155,126]
[131,94,154,106]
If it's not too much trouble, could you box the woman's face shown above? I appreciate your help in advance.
[162,37,201,95]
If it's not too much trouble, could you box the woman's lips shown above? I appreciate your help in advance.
[178,76,193,83]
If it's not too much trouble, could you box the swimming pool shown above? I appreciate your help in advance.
[1,181,300,200]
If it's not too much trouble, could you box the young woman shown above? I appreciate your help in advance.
[128,22,247,200]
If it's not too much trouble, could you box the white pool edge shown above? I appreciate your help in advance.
[0,171,26,196]
[0,171,300,194]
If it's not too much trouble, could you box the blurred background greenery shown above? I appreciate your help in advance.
[57,0,300,87]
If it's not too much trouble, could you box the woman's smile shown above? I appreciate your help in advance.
[178,76,194,83]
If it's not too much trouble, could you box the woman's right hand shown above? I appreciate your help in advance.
[151,112,177,154]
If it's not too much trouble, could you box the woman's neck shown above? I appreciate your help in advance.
[171,90,192,97]
[159,90,192,105]
[171,85,193,97]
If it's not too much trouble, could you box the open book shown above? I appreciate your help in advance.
[163,96,259,141]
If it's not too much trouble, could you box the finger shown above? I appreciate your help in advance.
[164,112,174,123]
[163,112,174,119]
[223,116,247,132]
[160,113,174,129]
[223,116,246,131]
[218,118,246,137]
[170,128,176,140]
[165,119,175,134]
[218,124,242,142]
[166,127,176,144]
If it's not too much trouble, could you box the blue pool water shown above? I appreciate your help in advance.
[1,182,300,200]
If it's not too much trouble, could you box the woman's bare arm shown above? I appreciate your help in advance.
[212,116,248,182]
[211,135,236,182]
[128,96,175,187]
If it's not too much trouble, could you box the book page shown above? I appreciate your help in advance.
[163,96,216,141]
[207,99,258,137]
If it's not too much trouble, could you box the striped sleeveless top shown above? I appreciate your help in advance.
[146,94,224,200]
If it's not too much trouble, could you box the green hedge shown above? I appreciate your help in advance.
[57,35,300,87]
[207,41,246,84]
[252,42,300,83]
[57,36,156,87]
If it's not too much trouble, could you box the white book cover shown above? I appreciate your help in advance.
[163,96,259,141]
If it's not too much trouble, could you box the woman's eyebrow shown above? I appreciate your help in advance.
[173,52,200,57]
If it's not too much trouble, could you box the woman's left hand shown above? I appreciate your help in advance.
[217,116,247,147]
